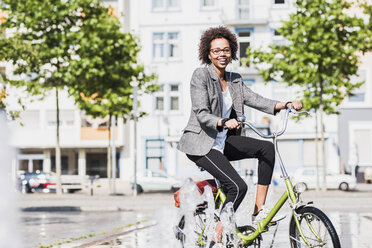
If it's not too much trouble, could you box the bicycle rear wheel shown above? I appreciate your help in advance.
[289,206,340,248]
[237,225,261,248]
[175,207,209,247]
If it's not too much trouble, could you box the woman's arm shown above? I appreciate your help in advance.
[242,82,279,115]
[274,101,303,111]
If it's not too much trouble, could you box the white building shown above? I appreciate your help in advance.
[114,0,341,182]
[3,0,353,192]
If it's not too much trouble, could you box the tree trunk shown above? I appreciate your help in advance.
[315,110,320,191]
[55,88,62,195]
[111,115,117,195]
[317,75,327,191]
[107,113,112,195]
[320,103,327,191]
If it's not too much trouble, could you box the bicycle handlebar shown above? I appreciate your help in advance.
[238,107,309,139]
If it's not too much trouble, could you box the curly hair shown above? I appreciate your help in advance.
[199,26,238,65]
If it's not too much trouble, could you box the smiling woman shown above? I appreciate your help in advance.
[177,26,302,247]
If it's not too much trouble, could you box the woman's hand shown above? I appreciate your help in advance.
[276,101,303,111]
[224,119,240,130]
[287,101,302,111]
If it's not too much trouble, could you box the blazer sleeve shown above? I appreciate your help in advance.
[190,68,220,130]
[242,81,279,115]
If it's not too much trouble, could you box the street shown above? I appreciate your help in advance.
[17,184,372,248]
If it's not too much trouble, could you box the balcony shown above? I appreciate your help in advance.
[223,18,268,27]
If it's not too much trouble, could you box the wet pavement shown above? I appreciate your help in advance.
[22,207,372,248]
[18,184,372,248]
[91,210,372,248]
[21,211,152,248]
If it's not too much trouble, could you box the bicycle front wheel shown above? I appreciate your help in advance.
[289,206,340,248]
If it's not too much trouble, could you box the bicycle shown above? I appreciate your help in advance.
[174,107,341,248]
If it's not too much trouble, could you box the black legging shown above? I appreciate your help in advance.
[187,135,275,211]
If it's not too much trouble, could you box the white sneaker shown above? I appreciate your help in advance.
[252,207,286,224]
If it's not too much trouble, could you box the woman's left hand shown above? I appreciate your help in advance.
[287,101,302,111]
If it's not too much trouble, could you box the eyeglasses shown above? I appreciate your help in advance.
[210,48,231,56]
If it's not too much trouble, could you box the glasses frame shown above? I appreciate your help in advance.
[210,48,231,56]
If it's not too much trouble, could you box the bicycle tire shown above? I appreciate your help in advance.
[289,206,341,248]
[176,208,209,247]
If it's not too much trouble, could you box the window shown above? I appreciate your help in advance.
[20,110,40,128]
[273,29,286,46]
[168,33,179,58]
[153,0,164,9]
[154,84,180,112]
[145,139,165,170]
[201,0,216,8]
[153,32,180,61]
[349,69,367,102]
[46,110,75,127]
[274,0,285,4]
[51,155,69,174]
[170,84,179,110]
[152,0,180,11]
[153,33,165,59]
[155,85,164,111]
[236,29,252,66]
[168,0,179,8]
[238,0,250,20]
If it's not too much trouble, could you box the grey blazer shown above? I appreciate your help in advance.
[177,65,278,156]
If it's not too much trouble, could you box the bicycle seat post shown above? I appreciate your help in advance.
[214,178,222,188]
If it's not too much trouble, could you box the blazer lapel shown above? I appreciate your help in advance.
[207,65,223,117]
[226,70,243,115]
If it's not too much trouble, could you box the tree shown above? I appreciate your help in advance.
[65,8,157,193]
[246,0,371,191]
[0,0,124,194]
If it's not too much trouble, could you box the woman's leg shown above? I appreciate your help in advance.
[187,149,248,212]
[224,135,275,214]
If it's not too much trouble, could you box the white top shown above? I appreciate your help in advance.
[212,87,232,153]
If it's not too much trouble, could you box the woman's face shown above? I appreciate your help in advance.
[209,38,231,71]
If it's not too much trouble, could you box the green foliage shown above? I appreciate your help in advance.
[246,0,371,116]
[65,9,158,120]
[0,0,157,121]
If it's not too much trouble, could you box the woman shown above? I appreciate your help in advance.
[177,26,302,244]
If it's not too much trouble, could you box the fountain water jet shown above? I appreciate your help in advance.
[0,112,20,248]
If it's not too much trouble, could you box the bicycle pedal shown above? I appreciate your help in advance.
[268,221,278,226]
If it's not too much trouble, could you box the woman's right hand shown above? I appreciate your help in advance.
[224,119,240,130]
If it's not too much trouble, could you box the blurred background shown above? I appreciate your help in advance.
[1,0,372,247]
[1,0,371,195]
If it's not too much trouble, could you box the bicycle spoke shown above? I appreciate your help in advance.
[290,207,340,248]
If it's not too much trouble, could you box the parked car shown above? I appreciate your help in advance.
[131,170,182,193]
[292,167,357,191]
[17,171,56,193]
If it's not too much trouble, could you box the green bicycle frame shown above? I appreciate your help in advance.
[196,178,314,246]
[195,109,318,246]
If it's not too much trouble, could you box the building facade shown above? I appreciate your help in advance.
[115,0,341,182]
[4,0,360,191]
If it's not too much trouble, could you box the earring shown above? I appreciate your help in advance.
[208,55,211,60]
